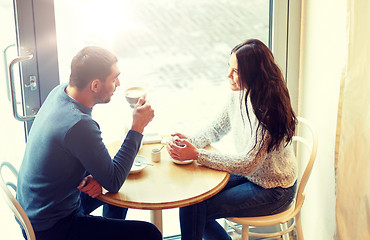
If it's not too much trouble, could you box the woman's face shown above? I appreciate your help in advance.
[227,53,241,91]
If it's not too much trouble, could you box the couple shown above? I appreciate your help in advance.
[17,39,297,240]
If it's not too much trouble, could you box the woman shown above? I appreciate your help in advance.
[166,39,298,240]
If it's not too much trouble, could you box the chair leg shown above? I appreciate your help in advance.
[241,225,249,240]
[296,213,304,240]
[280,222,290,240]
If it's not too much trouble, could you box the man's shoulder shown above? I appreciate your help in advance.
[39,83,68,109]
[45,83,67,99]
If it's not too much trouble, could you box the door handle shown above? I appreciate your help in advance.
[3,44,15,101]
[8,50,37,122]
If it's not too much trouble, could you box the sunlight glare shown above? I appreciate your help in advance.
[78,0,137,47]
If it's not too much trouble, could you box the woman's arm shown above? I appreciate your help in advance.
[189,97,232,148]
[197,128,269,176]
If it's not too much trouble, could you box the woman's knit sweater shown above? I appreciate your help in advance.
[190,92,297,189]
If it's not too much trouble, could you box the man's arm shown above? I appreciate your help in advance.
[66,98,154,193]
[66,121,142,192]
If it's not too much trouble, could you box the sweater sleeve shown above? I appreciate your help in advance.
[197,124,270,177]
[189,98,232,148]
[65,119,142,192]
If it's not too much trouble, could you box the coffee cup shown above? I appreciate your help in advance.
[124,87,147,108]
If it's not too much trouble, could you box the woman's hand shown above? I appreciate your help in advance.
[77,175,102,198]
[166,137,199,161]
[171,132,188,140]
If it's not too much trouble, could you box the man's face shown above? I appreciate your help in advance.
[96,63,121,104]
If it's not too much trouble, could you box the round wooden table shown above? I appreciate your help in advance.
[98,140,230,236]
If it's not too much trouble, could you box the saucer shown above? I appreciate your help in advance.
[130,155,148,174]
[171,158,194,165]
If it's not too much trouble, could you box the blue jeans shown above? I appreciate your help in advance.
[79,192,128,219]
[179,175,297,240]
[23,193,162,240]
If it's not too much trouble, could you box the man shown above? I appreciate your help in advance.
[16,46,161,240]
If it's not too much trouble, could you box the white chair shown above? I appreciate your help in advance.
[0,161,36,240]
[224,117,318,240]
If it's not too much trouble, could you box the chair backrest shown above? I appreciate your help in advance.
[0,161,36,240]
[292,117,318,210]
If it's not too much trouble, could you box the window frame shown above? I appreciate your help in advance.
[271,0,302,113]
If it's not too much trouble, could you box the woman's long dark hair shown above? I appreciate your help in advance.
[232,39,297,152]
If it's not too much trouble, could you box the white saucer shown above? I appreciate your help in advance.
[171,158,194,165]
[130,155,148,174]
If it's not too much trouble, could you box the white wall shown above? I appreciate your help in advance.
[298,0,347,239]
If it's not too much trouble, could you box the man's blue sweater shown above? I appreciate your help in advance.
[16,83,141,231]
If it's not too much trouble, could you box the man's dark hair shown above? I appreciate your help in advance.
[69,46,118,90]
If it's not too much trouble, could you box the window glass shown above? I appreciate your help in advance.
[54,0,270,140]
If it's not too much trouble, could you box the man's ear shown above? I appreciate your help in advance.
[90,79,101,93]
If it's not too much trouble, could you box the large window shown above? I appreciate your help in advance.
[54,0,271,143]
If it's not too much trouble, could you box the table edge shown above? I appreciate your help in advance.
[98,172,230,210]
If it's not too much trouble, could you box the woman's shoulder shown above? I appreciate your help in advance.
[271,139,295,156]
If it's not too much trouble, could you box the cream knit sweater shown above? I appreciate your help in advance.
[190,92,297,189]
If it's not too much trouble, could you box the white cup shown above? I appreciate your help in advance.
[124,87,147,108]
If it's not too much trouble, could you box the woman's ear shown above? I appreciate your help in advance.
[90,79,101,93]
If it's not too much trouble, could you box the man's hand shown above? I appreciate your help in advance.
[131,97,155,133]
[77,175,102,198]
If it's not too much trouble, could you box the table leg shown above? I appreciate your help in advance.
[150,210,163,236]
